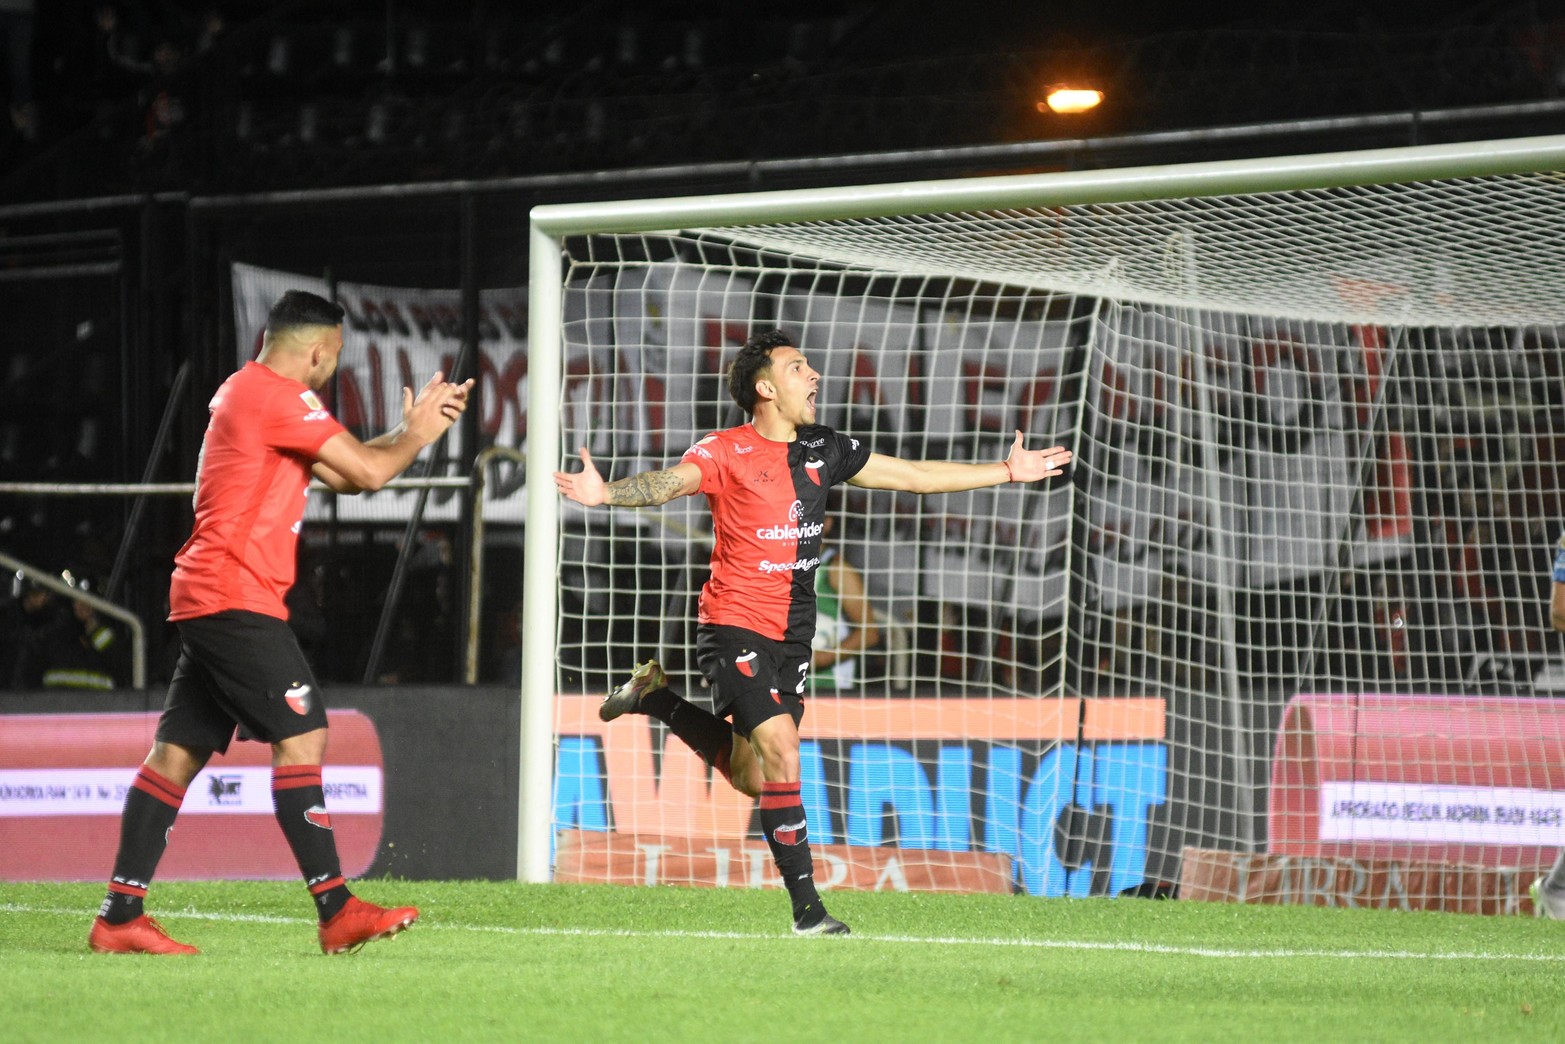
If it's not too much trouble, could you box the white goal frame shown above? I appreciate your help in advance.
[520,133,1565,882]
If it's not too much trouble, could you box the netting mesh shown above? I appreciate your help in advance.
[553,258,1083,700]
[704,172,1565,328]
[542,155,1565,908]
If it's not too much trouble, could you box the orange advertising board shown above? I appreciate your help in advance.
[0,711,384,881]
[556,830,1016,893]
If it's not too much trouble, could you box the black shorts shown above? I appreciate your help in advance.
[695,624,811,738]
[156,609,328,754]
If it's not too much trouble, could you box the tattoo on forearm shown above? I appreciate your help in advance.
[606,470,684,506]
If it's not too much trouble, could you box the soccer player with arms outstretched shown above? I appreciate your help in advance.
[89,290,472,955]
[554,329,1071,934]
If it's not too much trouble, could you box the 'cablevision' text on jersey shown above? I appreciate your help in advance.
[168,361,346,622]
[681,422,871,643]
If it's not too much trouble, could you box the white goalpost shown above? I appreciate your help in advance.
[522,134,1565,911]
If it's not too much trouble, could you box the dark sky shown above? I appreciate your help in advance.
[16,0,1550,186]
[846,0,1534,56]
[39,1,1539,60]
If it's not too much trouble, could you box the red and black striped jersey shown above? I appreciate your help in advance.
[681,422,871,643]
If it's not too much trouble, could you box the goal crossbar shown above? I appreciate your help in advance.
[529,133,1565,234]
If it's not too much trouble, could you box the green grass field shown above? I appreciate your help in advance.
[3,880,1562,1042]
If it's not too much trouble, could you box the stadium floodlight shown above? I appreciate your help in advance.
[523,134,1565,909]
[1040,87,1104,114]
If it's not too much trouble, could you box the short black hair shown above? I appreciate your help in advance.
[727,329,795,414]
[267,290,345,336]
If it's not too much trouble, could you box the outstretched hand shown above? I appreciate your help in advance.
[1004,430,1072,483]
[554,447,607,506]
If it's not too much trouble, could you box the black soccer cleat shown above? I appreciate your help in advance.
[792,904,850,936]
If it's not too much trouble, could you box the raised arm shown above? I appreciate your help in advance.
[313,371,472,493]
[553,447,702,508]
[813,554,882,671]
[849,430,1071,494]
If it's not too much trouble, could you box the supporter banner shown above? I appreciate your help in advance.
[551,694,1167,898]
[1088,306,1412,607]
[781,291,1079,618]
[780,291,924,443]
[231,263,530,522]
[557,264,758,538]
[0,710,383,881]
[1269,692,1565,868]
[234,262,1408,605]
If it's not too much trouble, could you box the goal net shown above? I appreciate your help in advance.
[522,135,1565,911]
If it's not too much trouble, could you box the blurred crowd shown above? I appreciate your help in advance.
[0,2,229,173]
[1,567,130,690]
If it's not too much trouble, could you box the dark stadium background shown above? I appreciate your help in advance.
[2,0,1561,690]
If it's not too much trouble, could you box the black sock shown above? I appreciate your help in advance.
[100,765,186,924]
[759,781,822,921]
[272,765,352,922]
[640,687,734,782]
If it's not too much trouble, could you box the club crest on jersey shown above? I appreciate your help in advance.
[736,651,757,677]
[284,682,312,715]
[804,459,825,485]
[304,805,333,830]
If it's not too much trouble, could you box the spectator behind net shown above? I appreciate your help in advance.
[808,491,880,692]
[9,568,129,690]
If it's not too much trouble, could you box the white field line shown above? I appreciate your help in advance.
[5,902,1562,963]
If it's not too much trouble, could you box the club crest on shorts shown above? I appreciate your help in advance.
[284,682,312,715]
[304,805,332,830]
[736,651,757,677]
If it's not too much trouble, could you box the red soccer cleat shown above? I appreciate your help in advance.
[89,915,200,955]
[318,896,419,955]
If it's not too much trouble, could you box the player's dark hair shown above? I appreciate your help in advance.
[267,290,345,336]
[728,329,795,415]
